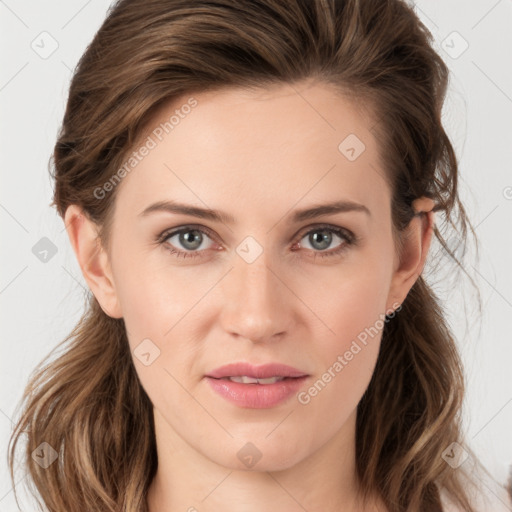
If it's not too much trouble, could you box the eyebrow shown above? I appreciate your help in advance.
[139,199,371,224]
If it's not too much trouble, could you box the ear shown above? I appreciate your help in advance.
[386,197,436,312]
[64,205,123,319]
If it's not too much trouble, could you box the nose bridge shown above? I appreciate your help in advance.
[220,243,292,341]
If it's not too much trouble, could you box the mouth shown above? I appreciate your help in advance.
[204,362,310,408]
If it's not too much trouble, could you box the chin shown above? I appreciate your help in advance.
[210,437,306,473]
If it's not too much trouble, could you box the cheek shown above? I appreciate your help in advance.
[329,275,391,351]
[310,296,386,405]
[113,249,203,341]
[299,248,393,348]
[295,286,388,442]
[297,251,393,402]
[111,252,213,400]
[114,263,200,412]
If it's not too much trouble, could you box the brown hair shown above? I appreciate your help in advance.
[8,0,498,510]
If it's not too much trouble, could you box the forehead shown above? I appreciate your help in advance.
[113,80,389,224]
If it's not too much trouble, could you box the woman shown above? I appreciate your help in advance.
[8,0,500,510]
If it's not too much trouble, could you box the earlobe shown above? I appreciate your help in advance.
[386,197,435,311]
[63,205,123,319]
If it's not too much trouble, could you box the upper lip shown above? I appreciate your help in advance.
[206,362,309,379]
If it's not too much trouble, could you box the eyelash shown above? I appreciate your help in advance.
[156,223,357,261]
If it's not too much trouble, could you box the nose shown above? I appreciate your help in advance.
[219,250,294,343]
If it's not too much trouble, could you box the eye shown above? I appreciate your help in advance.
[157,225,217,259]
[157,223,357,260]
[293,224,356,259]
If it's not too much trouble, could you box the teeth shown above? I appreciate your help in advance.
[227,375,286,384]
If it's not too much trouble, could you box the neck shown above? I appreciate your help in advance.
[146,408,385,512]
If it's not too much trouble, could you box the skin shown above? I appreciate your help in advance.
[65,78,435,512]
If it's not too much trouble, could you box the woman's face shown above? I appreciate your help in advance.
[70,80,430,472]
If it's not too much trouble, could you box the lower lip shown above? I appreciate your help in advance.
[204,376,309,409]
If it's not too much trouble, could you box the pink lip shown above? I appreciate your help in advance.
[205,362,310,409]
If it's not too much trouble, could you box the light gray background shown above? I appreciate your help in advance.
[1,1,511,510]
